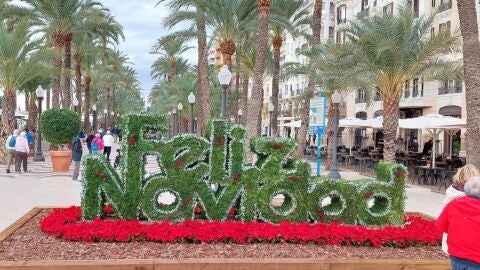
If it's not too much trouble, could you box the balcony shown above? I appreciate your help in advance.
[438,1,452,13]
[337,18,347,25]
[438,86,462,95]
[357,8,369,20]
[355,97,366,104]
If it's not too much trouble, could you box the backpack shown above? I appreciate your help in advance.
[8,136,16,148]
[91,140,98,152]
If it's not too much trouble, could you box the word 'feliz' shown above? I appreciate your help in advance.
[82,114,406,225]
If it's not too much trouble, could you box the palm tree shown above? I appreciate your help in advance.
[343,5,462,161]
[245,0,272,140]
[151,35,193,83]
[80,41,100,132]
[294,0,323,157]
[270,0,310,137]
[457,0,480,167]
[0,19,50,163]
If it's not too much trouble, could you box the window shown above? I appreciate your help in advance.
[432,0,435,7]
[421,78,424,97]
[439,21,451,35]
[356,89,366,103]
[412,78,419,97]
[410,0,419,17]
[362,0,369,7]
[404,80,410,98]
[329,27,335,42]
[439,79,463,94]
[430,27,435,37]
[336,30,346,44]
[383,3,393,16]
[337,5,347,24]
[374,88,383,101]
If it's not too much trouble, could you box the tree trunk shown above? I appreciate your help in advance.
[63,34,73,110]
[112,84,116,118]
[294,0,323,157]
[0,90,16,164]
[52,46,62,108]
[383,94,400,161]
[457,0,480,168]
[103,84,110,129]
[242,75,249,126]
[246,2,272,141]
[74,50,82,114]
[46,88,50,110]
[196,9,211,136]
[271,39,282,137]
[83,76,92,132]
[325,102,334,169]
[28,94,38,133]
[234,56,240,123]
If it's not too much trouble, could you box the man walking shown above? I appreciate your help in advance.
[14,131,30,173]
[4,129,19,173]
[71,134,83,181]
[112,126,120,143]
[102,130,114,161]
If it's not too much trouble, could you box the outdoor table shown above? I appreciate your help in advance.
[413,166,445,185]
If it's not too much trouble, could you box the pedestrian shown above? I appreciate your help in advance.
[436,176,480,269]
[71,134,83,181]
[91,133,104,153]
[4,129,19,173]
[112,125,120,143]
[24,129,35,156]
[86,132,95,154]
[103,130,114,160]
[14,131,30,173]
[422,138,433,156]
[441,164,480,254]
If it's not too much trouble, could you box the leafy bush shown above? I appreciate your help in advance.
[40,109,81,146]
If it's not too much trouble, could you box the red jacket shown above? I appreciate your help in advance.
[436,196,480,263]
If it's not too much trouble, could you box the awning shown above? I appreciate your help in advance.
[339,117,368,128]
[399,114,465,129]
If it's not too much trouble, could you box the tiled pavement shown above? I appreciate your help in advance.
[0,142,446,231]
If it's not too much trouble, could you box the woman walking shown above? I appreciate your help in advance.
[91,133,104,153]
[14,131,30,173]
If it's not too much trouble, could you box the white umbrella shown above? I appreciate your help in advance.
[339,117,369,154]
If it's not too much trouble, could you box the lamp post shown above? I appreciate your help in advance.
[92,104,97,132]
[72,97,79,114]
[217,65,232,118]
[33,85,45,162]
[328,90,342,180]
[188,92,196,133]
[237,109,242,124]
[268,102,274,137]
[177,102,183,133]
[172,109,177,136]
[103,108,107,130]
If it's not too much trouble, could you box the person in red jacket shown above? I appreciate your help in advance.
[436,176,480,269]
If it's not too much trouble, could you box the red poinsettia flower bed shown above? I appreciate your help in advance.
[40,206,441,248]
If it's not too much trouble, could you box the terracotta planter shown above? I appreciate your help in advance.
[50,151,72,172]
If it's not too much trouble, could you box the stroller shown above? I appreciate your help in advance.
[114,149,121,169]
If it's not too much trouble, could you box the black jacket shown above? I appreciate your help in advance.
[72,137,83,161]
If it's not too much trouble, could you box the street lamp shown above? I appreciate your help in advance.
[72,97,79,113]
[217,65,232,118]
[268,102,274,137]
[328,90,342,180]
[177,102,183,133]
[237,109,242,124]
[92,104,97,132]
[103,108,107,130]
[188,92,196,133]
[33,85,45,162]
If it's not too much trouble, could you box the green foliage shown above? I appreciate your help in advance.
[82,114,407,226]
[40,109,81,145]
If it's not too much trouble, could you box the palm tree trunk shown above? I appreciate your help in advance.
[112,84,116,116]
[294,0,323,157]
[457,0,480,167]
[196,9,211,135]
[103,84,110,128]
[28,94,38,133]
[271,40,282,137]
[242,75,249,125]
[52,46,62,108]
[246,1,272,140]
[325,102,334,169]
[383,95,400,161]
[74,50,82,114]
[46,88,50,110]
[83,75,92,132]
[63,34,73,110]
[0,89,16,164]
[234,56,240,123]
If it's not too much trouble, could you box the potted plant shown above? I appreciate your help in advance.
[40,108,81,172]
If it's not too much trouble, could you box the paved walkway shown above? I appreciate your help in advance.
[0,143,446,231]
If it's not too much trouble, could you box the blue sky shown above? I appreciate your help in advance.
[100,0,198,102]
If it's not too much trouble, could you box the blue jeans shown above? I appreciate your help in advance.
[88,147,92,154]
[451,256,480,270]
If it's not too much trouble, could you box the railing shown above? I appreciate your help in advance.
[357,8,369,19]
[438,1,452,13]
[438,86,462,95]
[355,97,366,104]
[337,18,347,25]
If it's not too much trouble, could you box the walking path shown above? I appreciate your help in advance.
[0,143,446,231]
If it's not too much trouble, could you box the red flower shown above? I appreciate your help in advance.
[229,208,236,216]
[185,196,191,205]
[174,158,184,169]
[129,136,136,145]
[362,192,373,198]
[396,169,405,179]
[194,206,201,214]
[40,206,442,248]
[272,143,283,149]
[103,205,114,215]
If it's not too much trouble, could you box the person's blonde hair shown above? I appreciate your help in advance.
[453,164,480,185]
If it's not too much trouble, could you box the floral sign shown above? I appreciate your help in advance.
[81,114,407,225]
